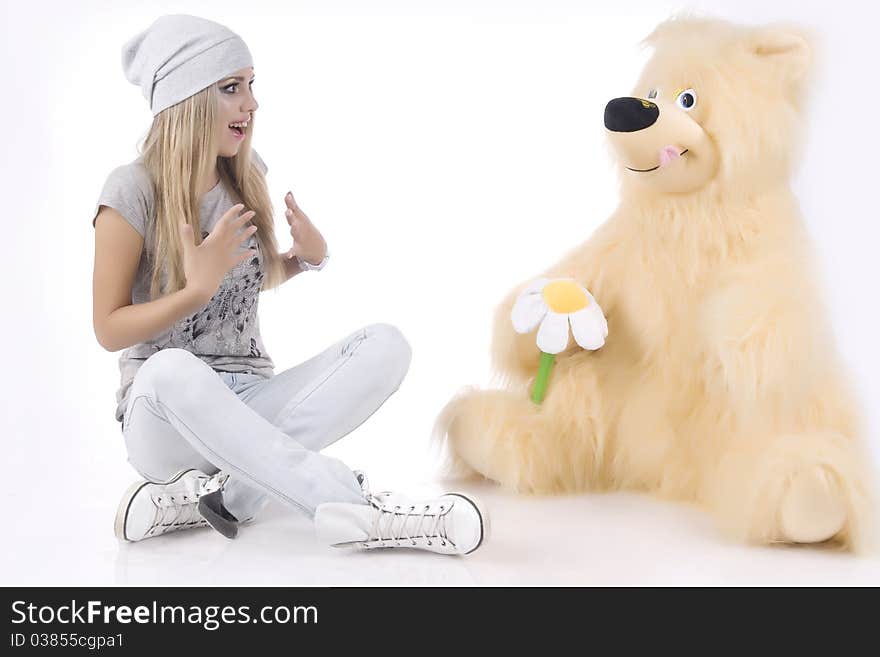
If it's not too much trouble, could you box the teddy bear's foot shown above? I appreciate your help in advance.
[435,387,533,486]
[778,466,847,544]
[434,386,601,493]
[707,432,874,551]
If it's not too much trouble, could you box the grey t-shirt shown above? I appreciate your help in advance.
[91,150,275,424]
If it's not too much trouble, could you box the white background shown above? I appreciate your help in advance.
[1,0,878,585]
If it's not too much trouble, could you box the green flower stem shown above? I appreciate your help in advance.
[531,351,556,404]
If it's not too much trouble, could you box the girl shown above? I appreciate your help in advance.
[91,14,487,556]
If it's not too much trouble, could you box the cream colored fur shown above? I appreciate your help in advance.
[435,17,876,552]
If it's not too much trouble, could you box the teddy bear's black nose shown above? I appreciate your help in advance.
[604,97,660,132]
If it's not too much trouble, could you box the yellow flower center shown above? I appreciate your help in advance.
[541,280,590,314]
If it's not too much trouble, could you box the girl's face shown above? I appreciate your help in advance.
[216,66,258,158]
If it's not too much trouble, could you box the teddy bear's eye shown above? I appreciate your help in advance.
[647,89,658,100]
[676,88,697,111]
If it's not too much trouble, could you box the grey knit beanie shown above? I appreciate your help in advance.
[122,14,253,116]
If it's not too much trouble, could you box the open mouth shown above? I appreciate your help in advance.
[229,123,248,139]
[626,149,689,173]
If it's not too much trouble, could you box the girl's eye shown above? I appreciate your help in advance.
[647,89,658,100]
[676,88,697,111]
[223,81,254,93]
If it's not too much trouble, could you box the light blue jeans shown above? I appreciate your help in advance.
[120,323,412,521]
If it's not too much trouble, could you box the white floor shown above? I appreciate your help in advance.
[5,471,879,587]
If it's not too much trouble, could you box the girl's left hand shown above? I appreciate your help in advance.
[283,191,327,265]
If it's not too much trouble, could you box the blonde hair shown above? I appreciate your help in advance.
[137,82,285,301]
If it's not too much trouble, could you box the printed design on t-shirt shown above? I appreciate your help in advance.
[155,234,265,357]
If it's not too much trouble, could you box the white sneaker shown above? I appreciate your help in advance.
[315,472,489,555]
[114,469,232,542]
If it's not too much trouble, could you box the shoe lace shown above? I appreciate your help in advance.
[367,495,454,549]
[147,473,228,537]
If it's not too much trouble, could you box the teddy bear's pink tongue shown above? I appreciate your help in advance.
[659,145,683,168]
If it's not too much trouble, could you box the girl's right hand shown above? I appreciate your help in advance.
[179,203,258,304]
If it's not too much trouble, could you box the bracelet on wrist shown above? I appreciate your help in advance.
[296,251,330,271]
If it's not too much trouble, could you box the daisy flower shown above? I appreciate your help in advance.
[510,277,608,403]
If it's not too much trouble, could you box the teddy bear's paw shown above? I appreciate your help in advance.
[778,465,847,544]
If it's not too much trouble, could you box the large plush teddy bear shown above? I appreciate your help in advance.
[437,17,875,551]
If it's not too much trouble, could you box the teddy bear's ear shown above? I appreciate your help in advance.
[748,27,813,83]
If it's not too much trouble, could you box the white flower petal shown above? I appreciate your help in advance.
[585,292,608,337]
[536,311,570,354]
[570,306,607,350]
[523,277,552,296]
[511,295,548,334]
